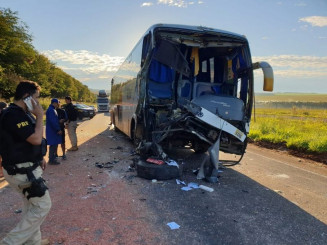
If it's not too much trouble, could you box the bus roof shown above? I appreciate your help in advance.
[144,23,248,42]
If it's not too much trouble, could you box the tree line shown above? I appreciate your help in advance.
[0,8,95,102]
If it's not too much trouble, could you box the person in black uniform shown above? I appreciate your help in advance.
[56,100,68,159]
[64,96,78,151]
[0,101,8,178]
[0,80,51,245]
[0,101,7,113]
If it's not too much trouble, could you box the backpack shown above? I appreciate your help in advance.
[0,107,13,159]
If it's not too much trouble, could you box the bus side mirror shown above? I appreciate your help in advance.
[253,61,274,91]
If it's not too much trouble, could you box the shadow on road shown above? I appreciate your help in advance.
[109,133,327,244]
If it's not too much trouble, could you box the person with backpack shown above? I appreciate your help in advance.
[0,81,51,245]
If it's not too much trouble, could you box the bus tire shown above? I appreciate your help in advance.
[136,160,182,180]
[131,121,142,147]
[111,112,119,132]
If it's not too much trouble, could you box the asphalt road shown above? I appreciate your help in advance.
[99,113,327,244]
[1,113,326,244]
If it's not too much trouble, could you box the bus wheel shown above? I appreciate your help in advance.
[136,160,182,180]
[131,122,141,147]
[111,112,119,132]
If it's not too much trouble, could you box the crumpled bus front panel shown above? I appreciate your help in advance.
[143,28,253,156]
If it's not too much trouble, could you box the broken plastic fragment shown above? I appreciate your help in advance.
[167,222,180,230]
[199,185,214,192]
[146,158,165,165]
[166,160,178,168]
[176,179,186,185]
[188,182,199,189]
[181,186,192,191]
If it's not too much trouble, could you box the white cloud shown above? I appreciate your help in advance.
[157,0,204,7]
[295,2,306,7]
[299,16,327,27]
[42,49,125,74]
[42,50,126,88]
[158,0,187,7]
[141,2,153,7]
[272,69,327,77]
[253,55,327,78]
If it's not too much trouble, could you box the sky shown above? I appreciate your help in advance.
[1,0,327,93]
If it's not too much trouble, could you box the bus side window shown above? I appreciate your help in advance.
[141,33,151,67]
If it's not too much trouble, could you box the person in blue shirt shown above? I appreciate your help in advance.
[56,100,68,160]
[46,98,62,165]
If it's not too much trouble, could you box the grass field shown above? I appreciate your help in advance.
[249,94,327,154]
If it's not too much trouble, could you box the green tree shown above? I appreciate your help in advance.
[0,8,96,103]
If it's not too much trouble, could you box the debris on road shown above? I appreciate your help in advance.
[188,182,199,189]
[176,179,186,185]
[95,162,104,168]
[146,158,165,165]
[166,160,179,168]
[199,185,214,192]
[151,179,164,184]
[95,162,115,169]
[126,166,135,172]
[180,182,200,191]
[167,222,180,230]
[181,186,192,191]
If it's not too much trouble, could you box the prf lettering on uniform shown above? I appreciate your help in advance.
[17,121,29,128]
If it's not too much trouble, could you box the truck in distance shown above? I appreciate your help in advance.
[97,90,110,112]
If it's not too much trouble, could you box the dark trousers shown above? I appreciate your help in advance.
[49,145,58,162]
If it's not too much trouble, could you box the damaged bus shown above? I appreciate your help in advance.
[110,24,273,182]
